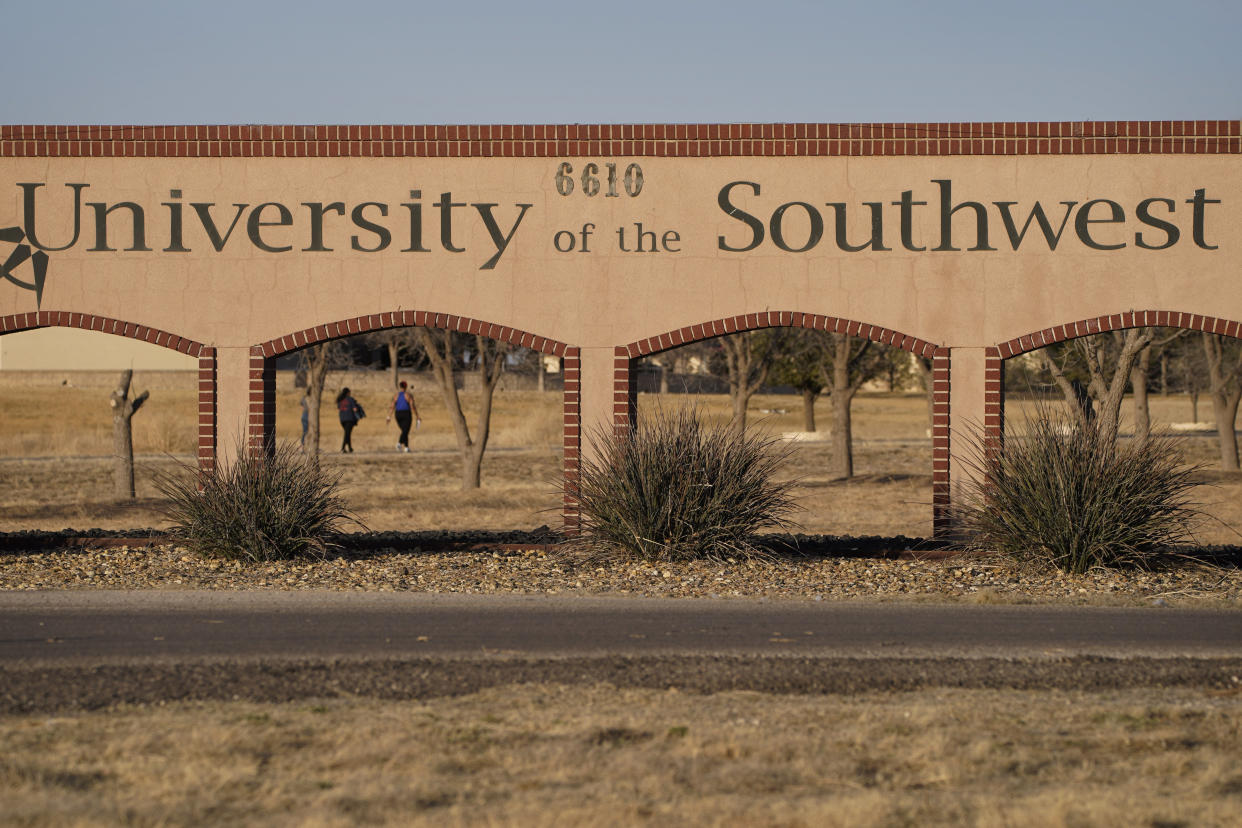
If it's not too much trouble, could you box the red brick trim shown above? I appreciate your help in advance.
[990,310,1242,444]
[984,347,1005,452]
[612,346,639,435]
[561,347,581,532]
[931,348,951,533]
[0,310,215,471]
[251,312,580,530]
[197,348,217,474]
[619,313,949,535]
[2,121,1237,157]
[247,349,276,457]
[622,312,941,361]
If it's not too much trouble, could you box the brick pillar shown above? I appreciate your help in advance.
[613,346,637,433]
[947,346,991,533]
[931,347,951,535]
[561,347,581,531]
[984,347,1004,448]
[208,347,252,469]
[247,347,275,456]
[196,348,217,473]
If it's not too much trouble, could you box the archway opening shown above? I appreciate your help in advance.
[254,315,576,533]
[621,314,944,539]
[0,322,206,531]
[998,315,1242,545]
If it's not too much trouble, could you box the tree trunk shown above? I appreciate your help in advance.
[1131,345,1152,442]
[110,369,149,500]
[1088,329,1153,443]
[659,362,670,394]
[829,338,855,479]
[419,328,506,490]
[830,388,855,479]
[1202,333,1242,471]
[537,357,546,393]
[1043,353,1092,428]
[818,333,882,480]
[1212,390,1242,471]
[303,344,332,454]
[731,389,749,432]
[720,331,775,436]
[1047,329,1153,441]
[801,388,818,432]
[462,337,504,488]
[387,341,400,391]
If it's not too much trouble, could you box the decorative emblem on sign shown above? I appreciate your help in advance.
[0,226,48,308]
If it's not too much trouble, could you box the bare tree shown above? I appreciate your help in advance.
[652,341,718,395]
[110,369,149,499]
[1128,329,1185,441]
[763,328,889,476]
[1202,333,1242,470]
[365,329,424,390]
[822,333,889,479]
[505,347,545,391]
[719,330,783,433]
[298,341,349,455]
[768,329,830,432]
[418,328,510,489]
[880,347,917,392]
[1042,328,1155,442]
[649,354,671,394]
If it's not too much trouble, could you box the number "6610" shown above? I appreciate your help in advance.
[555,162,644,197]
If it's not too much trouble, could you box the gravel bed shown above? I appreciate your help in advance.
[2,539,1241,606]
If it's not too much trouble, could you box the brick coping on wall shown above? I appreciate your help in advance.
[1,121,1237,158]
[615,312,951,532]
[248,311,581,529]
[0,311,216,472]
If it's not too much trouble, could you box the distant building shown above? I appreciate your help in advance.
[0,327,197,371]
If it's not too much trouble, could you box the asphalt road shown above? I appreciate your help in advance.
[4,591,1242,665]
[5,592,1242,713]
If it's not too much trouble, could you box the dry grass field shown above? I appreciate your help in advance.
[1,370,1241,541]
[5,685,1242,826]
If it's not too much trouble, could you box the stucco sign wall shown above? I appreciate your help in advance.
[1,122,1239,530]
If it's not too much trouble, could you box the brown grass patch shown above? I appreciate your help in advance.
[2,373,1242,543]
[4,685,1242,825]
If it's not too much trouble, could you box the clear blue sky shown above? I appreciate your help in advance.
[3,0,1238,124]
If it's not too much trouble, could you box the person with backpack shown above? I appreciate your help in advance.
[299,388,311,450]
[386,380,421,452]
[336,387,364,452]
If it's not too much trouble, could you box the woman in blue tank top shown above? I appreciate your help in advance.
[387,380,421,452]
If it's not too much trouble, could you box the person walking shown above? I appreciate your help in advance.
[336,387,363,452]
[387,380,421,452]
[299,388,311,450]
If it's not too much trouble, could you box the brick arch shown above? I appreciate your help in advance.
[249,309,581,528]
[615,310,950,530]
[986,310,1242,444]
[0,310,217,471]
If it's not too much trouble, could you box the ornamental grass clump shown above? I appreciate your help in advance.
[571,406,798,561]
[953,409,1202,574]
[156,441,360,562]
